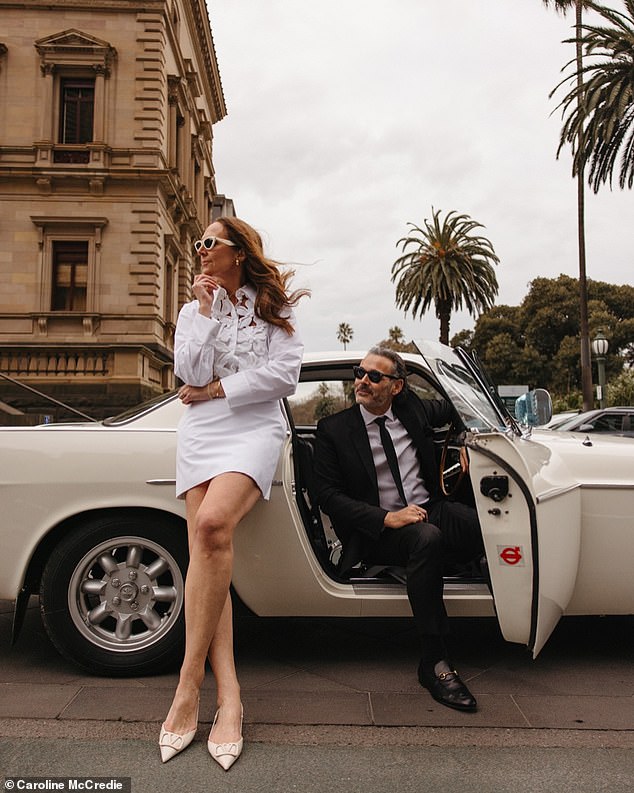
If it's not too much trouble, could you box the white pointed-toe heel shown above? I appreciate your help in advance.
[207,705,243,771]
[159,699,199,763]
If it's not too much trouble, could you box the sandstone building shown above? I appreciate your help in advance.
[0,0,229,420]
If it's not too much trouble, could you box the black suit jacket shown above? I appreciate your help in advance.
[313,390,456,571]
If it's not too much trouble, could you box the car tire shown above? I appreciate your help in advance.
[40,512,187,677]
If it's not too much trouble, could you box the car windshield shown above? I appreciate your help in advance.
[556,410,633,434]
[414,341,512,433]
[556,415,588,431]
[545,412,580,429]
[103,390,178,426]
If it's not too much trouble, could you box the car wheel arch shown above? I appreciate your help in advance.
[13,507,187,644]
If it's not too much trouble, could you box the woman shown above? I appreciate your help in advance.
[159,217,307,769]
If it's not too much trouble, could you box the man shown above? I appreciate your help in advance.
[313,346,483,711]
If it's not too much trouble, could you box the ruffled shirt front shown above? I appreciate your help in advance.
[209,285,269,378]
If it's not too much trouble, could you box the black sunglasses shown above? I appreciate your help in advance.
[353,366,400,384]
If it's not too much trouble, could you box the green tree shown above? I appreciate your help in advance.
[550,334,583,394]
[478,332,545,388]
[586,301,624,381]
[554,0,634,191]
[521,275,580,356]
[378,326,417,352]
[388,326,404,346]
[594,282,634,322]
[481,333,524,385]
[314,382,337,421]
[470,274,634,398]
[552,391,584,411]
[617,318,634,366]
[607,367,634,404]
[450,328,474,351]
[391,208,499,345]
[336,322,353,350]
[543,0,594,409]
[590,283,634,365]
[470,305,523,354]
[513,345,548,387]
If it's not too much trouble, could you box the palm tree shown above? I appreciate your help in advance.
[542,0,594,409]
[336,322,353,350]
[388,326,405,345]
[391,208,499,345]
[554,1,634,191]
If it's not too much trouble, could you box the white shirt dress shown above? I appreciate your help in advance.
[174,283,303,500]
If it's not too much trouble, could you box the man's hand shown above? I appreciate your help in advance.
[384,504,428,529]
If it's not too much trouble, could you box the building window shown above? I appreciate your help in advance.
[51,241,88,311]
[59,78,95,144]
[32,216,107,316]
[35,30,116,162]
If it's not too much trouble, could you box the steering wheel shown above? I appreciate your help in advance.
[439,423,466,497]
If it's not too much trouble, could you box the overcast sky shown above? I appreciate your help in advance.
[208,0,631,353]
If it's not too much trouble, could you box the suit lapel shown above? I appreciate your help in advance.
[394,395,438,492]
[347,405,379,489]
[393,397,424,444]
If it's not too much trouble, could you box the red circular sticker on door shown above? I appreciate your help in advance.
[498,545,524,566]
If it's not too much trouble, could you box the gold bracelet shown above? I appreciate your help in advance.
[214,380,222,398]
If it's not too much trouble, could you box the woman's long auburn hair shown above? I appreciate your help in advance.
[216,217,309,334]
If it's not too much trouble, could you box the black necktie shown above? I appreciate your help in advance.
[374,416,407,506]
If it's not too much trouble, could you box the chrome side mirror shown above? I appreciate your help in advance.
[515,388,553,427]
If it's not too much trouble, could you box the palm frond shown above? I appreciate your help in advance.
[391,208,499,342]
[551,1,634,191]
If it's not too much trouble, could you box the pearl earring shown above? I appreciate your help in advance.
[235,257,240,267]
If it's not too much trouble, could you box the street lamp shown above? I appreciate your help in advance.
[591,329,609,409]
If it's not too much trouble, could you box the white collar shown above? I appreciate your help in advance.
[235,283,256,301]
[212,282,256,308]
[359,404,395,427]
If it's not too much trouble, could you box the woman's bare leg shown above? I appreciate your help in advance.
[186,488,242,739]
[208,591,243,743]
[163,472,260,737]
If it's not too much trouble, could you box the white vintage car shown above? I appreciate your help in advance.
[1,343,632,675]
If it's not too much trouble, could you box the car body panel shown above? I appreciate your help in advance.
[0,425,184,599]
[232,442,494,619]
[467,432,582,656]
[530,429,634,616]
[415,340,632,656]
[1,346,632,674]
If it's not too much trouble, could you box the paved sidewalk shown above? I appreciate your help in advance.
[1,599,633,741]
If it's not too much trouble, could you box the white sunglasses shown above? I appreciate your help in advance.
[193,236,236,252]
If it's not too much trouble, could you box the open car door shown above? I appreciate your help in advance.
[416,340,581,657]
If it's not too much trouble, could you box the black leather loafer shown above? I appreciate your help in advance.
[418,659,477,712]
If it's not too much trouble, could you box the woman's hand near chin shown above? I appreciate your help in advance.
[193,274,219,317]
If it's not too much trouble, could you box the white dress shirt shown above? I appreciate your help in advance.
[173,283,304,500]
[359,404,430,512]
[173,283,303,408]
